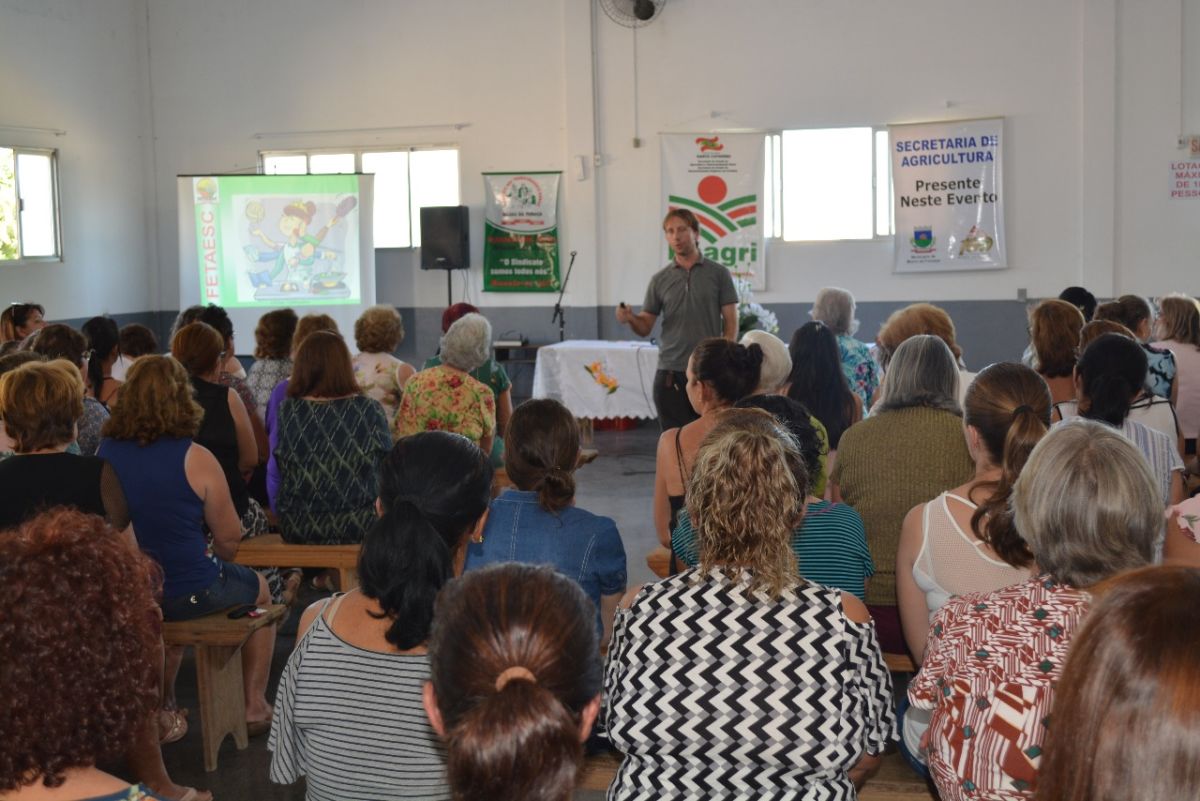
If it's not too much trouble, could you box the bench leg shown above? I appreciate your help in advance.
[338,567,359,591]
[194,644,249,772]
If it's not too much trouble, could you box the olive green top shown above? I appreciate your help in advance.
[831,406,973,607]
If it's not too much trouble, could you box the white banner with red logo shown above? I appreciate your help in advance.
[890,118,1007,273]
[661,133,765,289]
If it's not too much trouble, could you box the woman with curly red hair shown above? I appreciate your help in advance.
[0,508,208,801]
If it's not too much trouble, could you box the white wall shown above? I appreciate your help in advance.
[2,0,1196,323]
[0,0,154,319]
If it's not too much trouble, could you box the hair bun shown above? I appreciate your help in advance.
[743,342,765,368]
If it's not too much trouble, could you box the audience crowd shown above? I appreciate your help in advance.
[1,286,1198,801]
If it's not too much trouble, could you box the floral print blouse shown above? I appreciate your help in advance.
[353,352,412,438]
[395,365,495,446]
[837,334,880,410]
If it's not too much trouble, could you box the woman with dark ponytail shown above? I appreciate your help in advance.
[424,563,602,801]
[653,337,763,547]
[1068,333,1184,507]
[464,398,626,648]
[895,362,1048,772]
[269,431,493,801]
[82,316,122,407]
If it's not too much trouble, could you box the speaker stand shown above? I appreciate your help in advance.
[446,270,453,308]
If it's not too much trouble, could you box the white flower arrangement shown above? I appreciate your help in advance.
[735,278,779,335]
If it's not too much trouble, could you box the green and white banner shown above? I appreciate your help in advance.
[483,171,561,292]
[890,118,1007,273]
[661,133,765,288]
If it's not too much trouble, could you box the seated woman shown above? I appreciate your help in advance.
[423,303,514,466]
[671,398,874,601]
[0,300,45,343]
[1059,333,1184,509]
[1155,294,1200,460]
[98,356,276,733]
[28,324,109,456]
[1164,494,1200,567]
[876,303,975,403]
[0,350,44,459]
[425,563,603,801]
[895,362,1049,772]
[171,322,259,532]
[264,312,339,508]
[1054,320,1182,451]
[1095,294,1177,401]
[397,313,496,455]
[909,420,1160,801]
[246,307,297,415]
[653,337,762,547]
[275,330,391,545]
[831,335,974,654]
[1027,299,1084,405]
[897,362,1049,665]
[810,286,879,409]
[786,321,862,463]
[115,323,159,381]
[197,304,268,460]
[270,431,493,801]
[0,509,208,801]
[353,305,415,438]
[1038,566,1200,801]
[82,315,123,407]
[607,410,896,799]
[465,398,627,647]
[741,328,829,495]
[0,359,131,536]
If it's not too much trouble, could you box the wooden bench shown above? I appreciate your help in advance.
[578,750,933,799]
[162,604,286,771]
[233,534,361,591]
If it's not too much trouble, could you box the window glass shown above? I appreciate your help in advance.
[781,127,874,241]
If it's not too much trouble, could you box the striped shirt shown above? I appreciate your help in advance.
[671,500,875,600]
[268,595,449,801]
[1052,417,1183,503]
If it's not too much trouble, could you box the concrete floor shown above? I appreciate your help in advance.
[151,423,662,801]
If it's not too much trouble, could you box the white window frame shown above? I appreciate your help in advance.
[258,145,460,249]
[763,127,894,242]
[0,146,63,263]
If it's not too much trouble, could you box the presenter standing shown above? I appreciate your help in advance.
[615,209,738,430]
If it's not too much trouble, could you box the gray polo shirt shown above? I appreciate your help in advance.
[643,257,738,372]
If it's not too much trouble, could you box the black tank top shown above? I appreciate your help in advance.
[191,376,249,517]
[0,453,108,530]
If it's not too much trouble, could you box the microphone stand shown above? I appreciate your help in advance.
[551,250,578,343]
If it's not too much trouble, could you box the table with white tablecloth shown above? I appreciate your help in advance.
[532,340,659,419]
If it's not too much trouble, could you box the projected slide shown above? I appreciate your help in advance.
[191,174,362,307]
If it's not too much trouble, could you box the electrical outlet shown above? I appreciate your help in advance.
[1017,288,1027,302]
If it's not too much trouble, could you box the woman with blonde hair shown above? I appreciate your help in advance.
[353,305,415,437]
[910,420,1159,801]
[606,409,895,799]
[98,356,276,735]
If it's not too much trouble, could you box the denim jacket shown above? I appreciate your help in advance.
[465,489,627,630]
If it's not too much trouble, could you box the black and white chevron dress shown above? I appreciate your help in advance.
[603,568,897,800]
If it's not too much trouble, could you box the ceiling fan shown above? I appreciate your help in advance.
[598,0,667,28]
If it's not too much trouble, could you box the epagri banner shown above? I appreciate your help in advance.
[483,171,561,292]
[662,133,765,288]
[890,118,1006,273]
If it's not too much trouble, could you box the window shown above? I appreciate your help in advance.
[0,147,62,260]
[261,148,459,248]
[763,128,893,242]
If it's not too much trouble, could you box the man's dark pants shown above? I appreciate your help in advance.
[653,369,699,431]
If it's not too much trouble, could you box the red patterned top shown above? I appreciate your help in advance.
[908,576,1090,801]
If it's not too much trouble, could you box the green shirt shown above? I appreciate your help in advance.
[642,257,738,372]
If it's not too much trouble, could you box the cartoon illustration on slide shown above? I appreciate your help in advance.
[242,196,357,299]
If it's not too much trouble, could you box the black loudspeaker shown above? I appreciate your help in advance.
[420,205,470,270]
